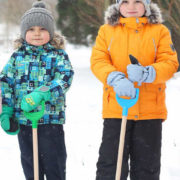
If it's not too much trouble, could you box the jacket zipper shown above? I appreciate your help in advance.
[152,38,157,61]
[108,38,113,52]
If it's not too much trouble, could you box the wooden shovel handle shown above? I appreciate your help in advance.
[33,128,39,180]
[115,116,127,180]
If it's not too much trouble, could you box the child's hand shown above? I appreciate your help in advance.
[127,64,156,86]
[113,78,136,98]
[21,86,51,112]
[107,71,136,98]
[0,106,19,135]
[1,114,10,130]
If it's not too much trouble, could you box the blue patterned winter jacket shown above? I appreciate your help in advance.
[0,42,74,125]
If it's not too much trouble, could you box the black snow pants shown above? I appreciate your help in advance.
[18,124,66,180]
[96,118,162,180]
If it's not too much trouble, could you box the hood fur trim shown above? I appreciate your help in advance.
[14,32,65,50]
[105,3,163,26]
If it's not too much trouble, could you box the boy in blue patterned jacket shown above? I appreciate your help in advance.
[0,1,74,180]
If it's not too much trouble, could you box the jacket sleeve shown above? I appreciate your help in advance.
[90,25,116,84]
[0,54,16,107]
[152,25,179,84]
[46,50,74,96]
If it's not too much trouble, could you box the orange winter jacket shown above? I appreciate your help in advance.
[90,3,179,121]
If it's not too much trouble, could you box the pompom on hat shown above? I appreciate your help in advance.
[20,0,55,40]
[116,0,151,16]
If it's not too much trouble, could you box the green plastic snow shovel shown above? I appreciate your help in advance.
[24,100,45,180]
[115,89,139,180]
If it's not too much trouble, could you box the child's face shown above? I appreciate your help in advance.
[25,26,50,46]
[120,0,145,18]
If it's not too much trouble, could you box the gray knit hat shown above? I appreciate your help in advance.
[20,1,54,40]
[116,0,151,16]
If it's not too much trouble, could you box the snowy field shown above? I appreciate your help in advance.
[0,28,180,179]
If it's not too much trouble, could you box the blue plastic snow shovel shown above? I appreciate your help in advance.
[24,101,45,180]
[115,89,139,180]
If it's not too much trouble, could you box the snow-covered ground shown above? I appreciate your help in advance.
[0,33,180,179]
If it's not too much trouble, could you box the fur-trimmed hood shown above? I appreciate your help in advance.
[105,3,163,26]
[14,32,65,50]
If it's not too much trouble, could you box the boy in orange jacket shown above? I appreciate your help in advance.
[90,0,179,179]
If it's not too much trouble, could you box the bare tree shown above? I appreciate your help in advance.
[153,0,180,65]
[0,0,58,25]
